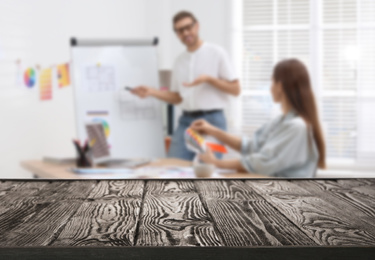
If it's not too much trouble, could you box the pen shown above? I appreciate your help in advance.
[72,139,84,158]
[83,139,89,153]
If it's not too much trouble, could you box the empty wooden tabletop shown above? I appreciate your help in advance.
[1,179,375,259]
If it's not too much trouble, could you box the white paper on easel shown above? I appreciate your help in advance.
[71,41,165,159]
[82,64,117,93]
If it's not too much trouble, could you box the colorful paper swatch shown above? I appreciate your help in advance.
[206,142,228,153]
[86,111,111,139]
[39,68,52,100]
[185,128,206,154]
[185,128,227,154]
[92,118,110,138]
[24,68,36,88]
[57,63,70,88]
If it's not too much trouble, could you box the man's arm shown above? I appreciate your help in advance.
[131,86,182,105]
[207,77,241,96]
[183,75,240,96]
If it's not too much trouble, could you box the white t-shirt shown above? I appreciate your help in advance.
[170,42,237,111]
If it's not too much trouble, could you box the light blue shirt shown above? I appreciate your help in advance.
[241,111,319,178]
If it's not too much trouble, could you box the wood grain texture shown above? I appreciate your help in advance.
[0,181,48,206]
[246,180,375,246]
[136,191,222,246]
[33,181,97,202]
[195,181,315,246]
[335,179,375,199]
[87,180,144,199]
[195,180,255,200]
[0,198,46,236]
[0,201,83,246]
[0,182,50,234]
[298,180,375,220]
[0,181,23,196]
[335,179,375,189]
[0,181,96,246]
[146,180,196,194]
[1,179,375,248]
[52,199,142,246]
[244,180,311,195]
[52,180,145,246]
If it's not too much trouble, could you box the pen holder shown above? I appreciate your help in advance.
[76,150,92,168]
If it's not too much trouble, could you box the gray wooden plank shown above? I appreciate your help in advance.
[87,180,144,199]
[0,181,96,246]
[145,180,196,194]
[195,180,315,246]
[136,185,222,246]
[336,179,375,189]
[0,181,49,207]
[0,182,50,233]
[335,179,375,199]
[0,201,83,246]
[0,198,46,236]
[51,199,142,246]
[0,181,23,195]
[52,180,145,246]
[299,180,375,220]
[196,180,255,200]
[246,180,375,246]
[244,180,311,195]
[353,185,375,199]
[32,181,97,202]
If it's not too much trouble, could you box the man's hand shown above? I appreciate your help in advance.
[199,148,218,165]
[190,119,217,135]
[183,75,211,87]
[131,86,154,98]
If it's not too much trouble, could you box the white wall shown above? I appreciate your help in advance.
[0,0,149,178]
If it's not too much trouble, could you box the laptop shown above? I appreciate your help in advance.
[85,122,150,168]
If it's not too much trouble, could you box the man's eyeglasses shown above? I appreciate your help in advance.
[174,22,196,35]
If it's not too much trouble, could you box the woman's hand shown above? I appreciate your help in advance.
[190,119,217,135]
[199,148,218,165]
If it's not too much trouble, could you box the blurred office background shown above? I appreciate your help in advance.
[0,0,374,178]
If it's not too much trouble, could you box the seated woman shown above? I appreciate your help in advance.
[190,59,325,178]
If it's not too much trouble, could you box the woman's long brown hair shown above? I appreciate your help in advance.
[273,59,326,169]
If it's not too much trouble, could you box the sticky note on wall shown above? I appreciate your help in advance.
[39,68,52,100]
[57,63,70,88]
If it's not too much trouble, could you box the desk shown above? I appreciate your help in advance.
[0,179,374,259]
[20,158,265,179]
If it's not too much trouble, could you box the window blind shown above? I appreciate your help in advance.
[242,0,311,148]
[241,0,375,167]
[322,0,375,163]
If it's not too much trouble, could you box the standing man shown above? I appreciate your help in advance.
[131,11,240,160]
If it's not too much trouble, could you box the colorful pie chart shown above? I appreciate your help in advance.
[24,68,36,88]
[92,118,110,138]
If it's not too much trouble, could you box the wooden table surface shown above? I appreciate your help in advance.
[1,179,375,259]
[20,158,266,179]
